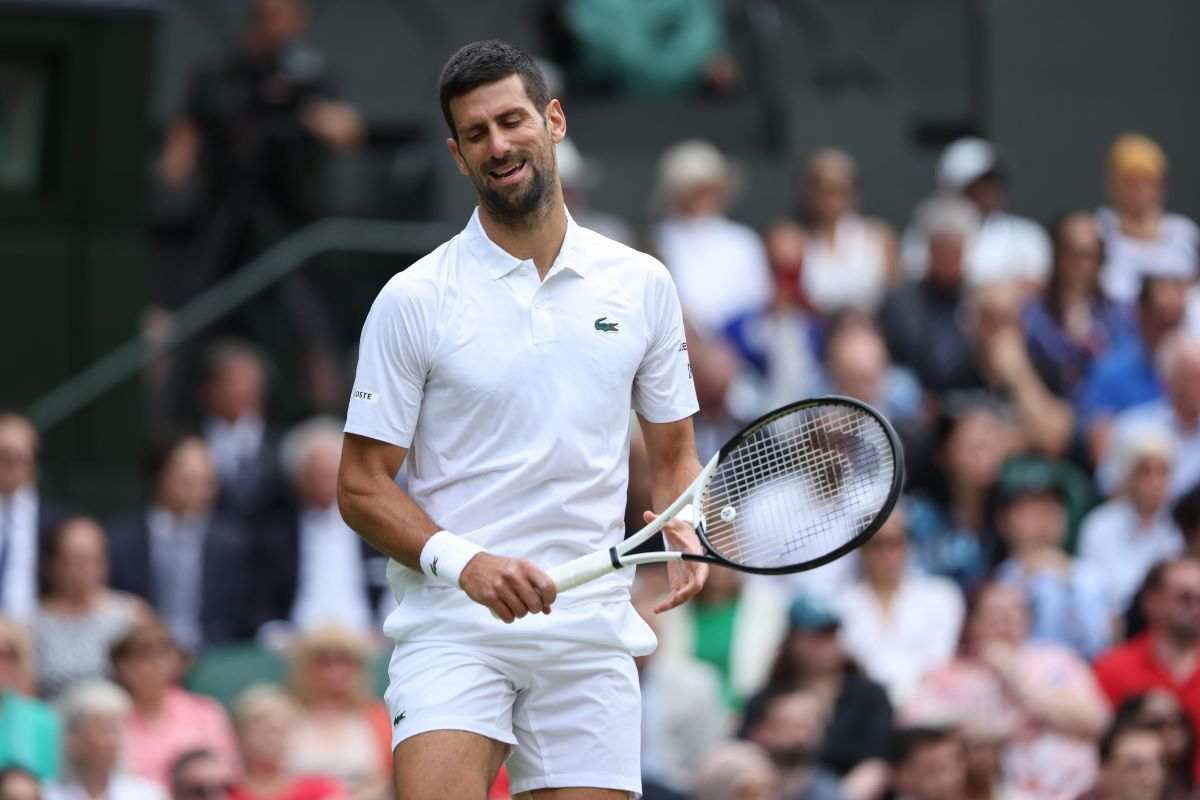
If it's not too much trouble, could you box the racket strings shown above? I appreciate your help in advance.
[701,405,894,569]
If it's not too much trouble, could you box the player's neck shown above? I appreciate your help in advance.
[478,193,569,281]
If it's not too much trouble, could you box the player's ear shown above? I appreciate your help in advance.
[446,137,471,177]
[546,99,566,145]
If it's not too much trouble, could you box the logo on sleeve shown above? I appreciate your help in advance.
[594,316,619,333]
[352,389,378,402]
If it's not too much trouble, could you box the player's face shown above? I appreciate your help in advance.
[446,74,566,225]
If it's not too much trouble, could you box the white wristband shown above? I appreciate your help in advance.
[419,530,485,588]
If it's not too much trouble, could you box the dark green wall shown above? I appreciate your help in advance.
[0,3,156,509]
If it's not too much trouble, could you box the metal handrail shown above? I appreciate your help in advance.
[29,217,459,432]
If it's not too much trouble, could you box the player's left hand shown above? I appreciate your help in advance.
[643,509,708,613]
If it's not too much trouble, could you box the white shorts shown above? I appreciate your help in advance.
[384,590,656,797]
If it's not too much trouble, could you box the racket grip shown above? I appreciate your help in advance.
[548,548,621,593]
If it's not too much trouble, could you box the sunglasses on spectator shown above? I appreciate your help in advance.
[1141,714,1188,730]
[177,783,231,799]
[313,648,358,665]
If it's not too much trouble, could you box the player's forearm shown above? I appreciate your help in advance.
[648,451,703,512]
[337,470,440,570]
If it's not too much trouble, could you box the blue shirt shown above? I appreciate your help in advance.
[995,558,1111,659]
[1075,337,1162,428]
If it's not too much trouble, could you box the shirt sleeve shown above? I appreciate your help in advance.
[344,279,434,448]
[633,264,700,423]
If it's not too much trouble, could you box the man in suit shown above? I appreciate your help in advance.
[256,417,380,637]
[107,435,256,651]
[0,413,65,622]
[197,339,286,524]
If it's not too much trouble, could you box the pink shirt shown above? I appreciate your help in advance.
[124,687,241,787]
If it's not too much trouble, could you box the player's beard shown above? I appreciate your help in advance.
[473,149,552,228]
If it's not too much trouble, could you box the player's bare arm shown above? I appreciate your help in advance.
[637,415,708,613]
[337,432,556,623]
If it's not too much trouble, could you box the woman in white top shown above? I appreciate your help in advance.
[1098,133,1199,304]
[796,148,898,315]
[834,503,964,706]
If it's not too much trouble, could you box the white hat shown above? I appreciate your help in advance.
[654,140,738,209]
[1111,421,1176,486]
[937,137,999,191]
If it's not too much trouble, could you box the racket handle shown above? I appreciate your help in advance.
[548,548,622,593]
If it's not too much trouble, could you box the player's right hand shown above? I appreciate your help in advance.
[459,553,557,623]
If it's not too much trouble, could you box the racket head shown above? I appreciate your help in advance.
[692,395,904,574]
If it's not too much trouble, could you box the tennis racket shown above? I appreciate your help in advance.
[548,395,904,593]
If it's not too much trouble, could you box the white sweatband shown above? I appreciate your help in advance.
[419,531,485,588]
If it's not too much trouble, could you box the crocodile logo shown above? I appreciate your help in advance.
[594,316,619,333]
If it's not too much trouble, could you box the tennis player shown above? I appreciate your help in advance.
[337,40,708,799]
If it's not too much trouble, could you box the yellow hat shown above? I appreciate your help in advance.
[1107,133,1167,179]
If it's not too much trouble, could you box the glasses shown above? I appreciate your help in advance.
[1140,714,1187,730]
[177,783,231,799]
[312,649,358,666]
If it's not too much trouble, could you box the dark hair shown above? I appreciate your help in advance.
[201,337,264,387]
[888,725,955,767]
[1098,718,1161,764]
[1173,481,1200,534]
[143,430,204,485]
[438,39,551,138]
[169,748,217,791]
[1115,691,1196,788]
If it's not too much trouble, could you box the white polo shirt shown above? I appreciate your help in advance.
[346,208,698,628]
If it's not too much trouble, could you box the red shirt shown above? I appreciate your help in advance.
[1093,632,1200,778]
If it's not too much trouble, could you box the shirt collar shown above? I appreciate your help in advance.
[464,207,589,280]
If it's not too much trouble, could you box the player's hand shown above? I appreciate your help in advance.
[459,553,557,623]
[644,509,708,613]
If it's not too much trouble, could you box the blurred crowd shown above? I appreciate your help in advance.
[5,2,1200,800]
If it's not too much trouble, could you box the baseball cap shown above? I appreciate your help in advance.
[937,137,1001,192]
[994,458,1065,508]
[788,595,840,631]
[654,139,739,210]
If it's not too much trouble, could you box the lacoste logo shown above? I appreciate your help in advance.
[594,316,619,333]
[430,557,439,577]
[352,389,376,402]
[393,711,406,726]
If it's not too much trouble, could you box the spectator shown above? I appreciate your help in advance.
[1077,275,1188,460]
[881,197,979,393]
[631,568,727,798]
[1022,213,1133,399]
[1080,722,1168,800]
[691,741,782,800]
[722,224,822,416]
[554,0,736,97]
[689,333,751,462]
[1078,427,1183,616]
[0,413,63,623]
[834,506,965,705]
[107,435,257,650]
[168,751,231,800]
[257,418,377,639]
[741,597,893,800]
[0,767,41,800]
[1113,691,1194,800]
[556,137,635,246]
[969,283,1076,457]
[888,726,967,800]
[816,311,926,470]
[901,138,1051,290]
[228,685,342,800]
[45,679,165,800]
[742,689,845,800]
[1097,133,1199,304]
[1093,557,1200,779]
[33,517,149,699]
[286,627,390,800]
[651,140,772,334]
[958,726,1023,800]
[907,397,1014,592]
[0,618,60,780]
[156,0,362,412]
[110,621,240,789]
[991,463,1110,658]
[792,148,898,315]
[903,581,1109,799]
[198,340,286,523]
[657,565,788,709]
[1100,334,1200,498]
